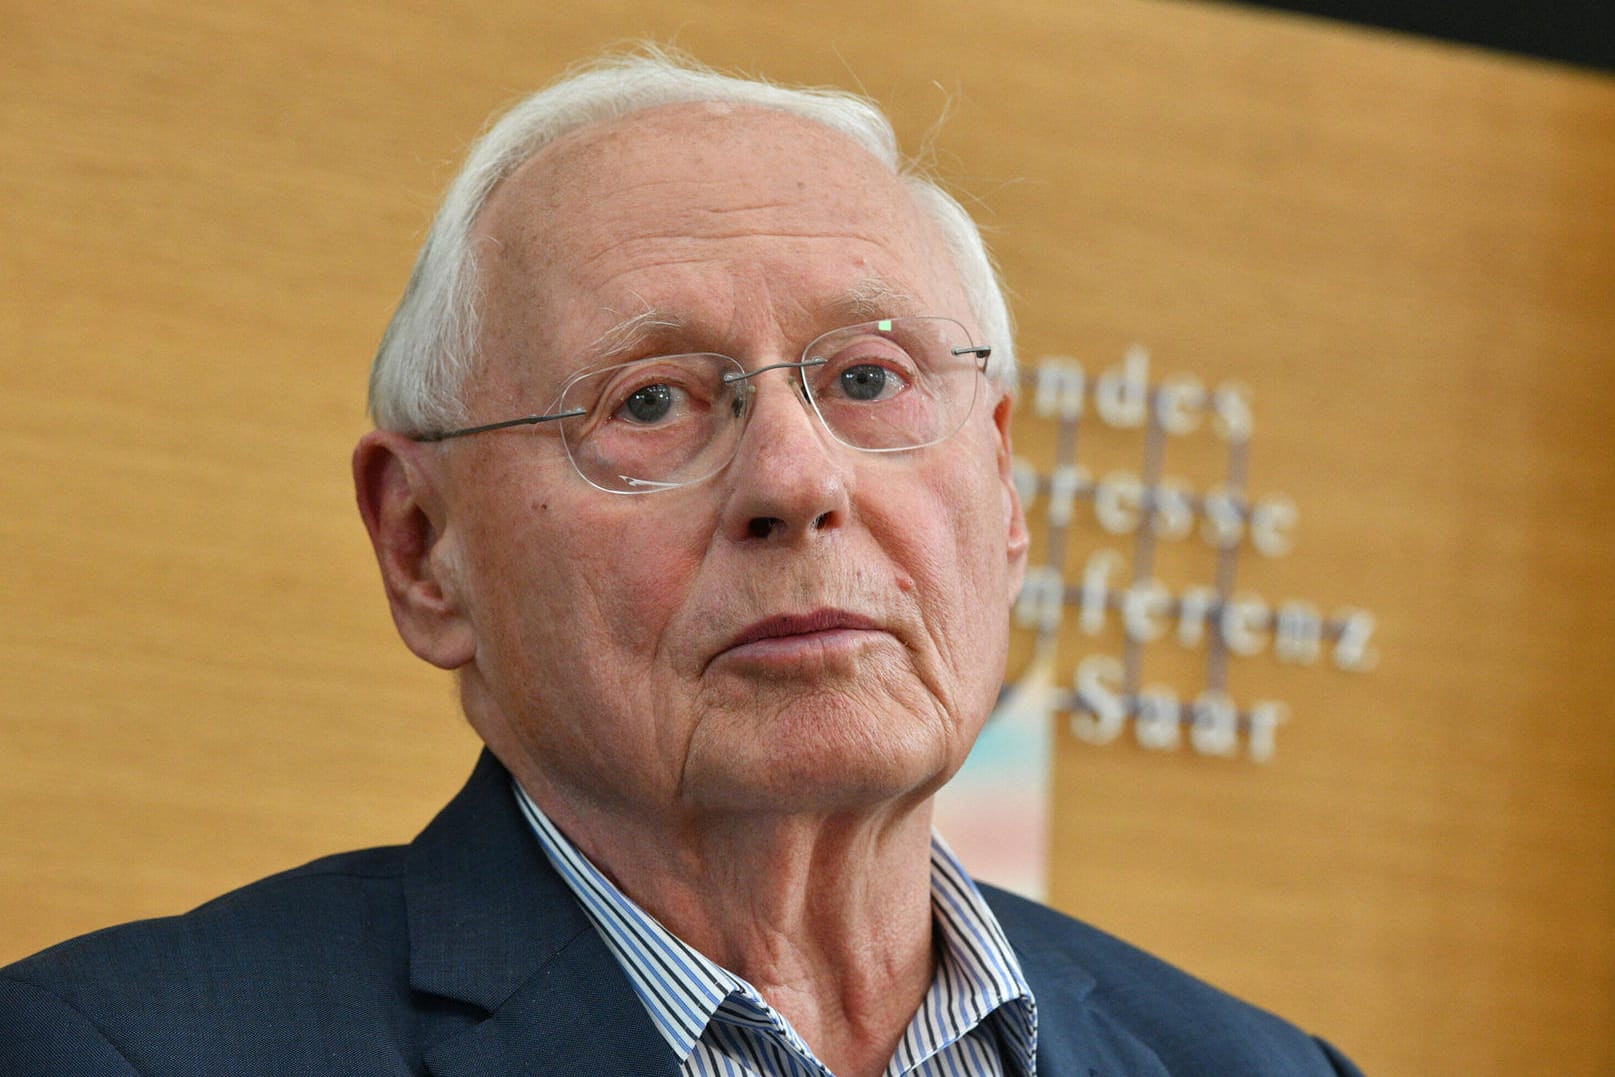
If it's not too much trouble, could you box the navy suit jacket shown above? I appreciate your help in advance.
[1,751,1363,1075]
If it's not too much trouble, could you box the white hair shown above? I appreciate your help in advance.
[368,49,1016,434]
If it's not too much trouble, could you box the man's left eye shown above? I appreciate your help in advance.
[838,364,899,402]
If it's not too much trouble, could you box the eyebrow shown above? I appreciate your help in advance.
[838,276,922,322]
[586,307,687,362]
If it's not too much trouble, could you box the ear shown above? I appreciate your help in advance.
[991,392,1030,604]
[353,430,477,670]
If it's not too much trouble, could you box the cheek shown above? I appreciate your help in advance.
[896,447,1014,674]
[515,495,718,677]
[580,514,708,660]
[453,430,711,655]
[909,446,1012,591]
[462,499,712,749]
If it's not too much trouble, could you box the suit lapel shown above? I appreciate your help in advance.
[407,751,680,1077]
[985,887,1171,1077]
[420,926,678,1077]
[1018,947,1170,1076]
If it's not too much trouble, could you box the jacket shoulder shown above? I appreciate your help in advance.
[0,845,427,1076]
[5,844,410,982]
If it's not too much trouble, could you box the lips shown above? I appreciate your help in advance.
[716,608,885,664]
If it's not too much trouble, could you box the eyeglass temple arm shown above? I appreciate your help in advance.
[954,344,993,371]
[415,408,587,443]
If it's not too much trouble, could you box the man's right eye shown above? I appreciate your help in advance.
[619,383,676,424]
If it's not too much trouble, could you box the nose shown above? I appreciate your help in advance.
[717,362,850,543]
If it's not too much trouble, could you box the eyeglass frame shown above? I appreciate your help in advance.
[411,315,994,494]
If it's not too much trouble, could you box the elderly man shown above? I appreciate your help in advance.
[0,53,1362,1076]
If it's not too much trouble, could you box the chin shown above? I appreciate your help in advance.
[688,706,961,818]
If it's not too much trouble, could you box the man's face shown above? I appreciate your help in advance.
[438,102,1026,824]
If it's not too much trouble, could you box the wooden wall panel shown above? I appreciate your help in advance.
[2,2,1610,1073]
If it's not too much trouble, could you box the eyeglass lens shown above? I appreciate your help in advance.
[557,316,983,494]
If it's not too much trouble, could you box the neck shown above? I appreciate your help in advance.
[532,779,940,1077]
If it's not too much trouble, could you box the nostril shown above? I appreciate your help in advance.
[812,512,832,530]
[747,516,781,539]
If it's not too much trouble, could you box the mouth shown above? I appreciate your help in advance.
[713,608,888,669]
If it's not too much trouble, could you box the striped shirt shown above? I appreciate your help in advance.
[514,784,1038,1077]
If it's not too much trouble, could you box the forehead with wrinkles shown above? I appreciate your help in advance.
[466,102,961,363]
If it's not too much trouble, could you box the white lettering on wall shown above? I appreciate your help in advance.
[1072,655,1127,745]
[1009,351,1377,764]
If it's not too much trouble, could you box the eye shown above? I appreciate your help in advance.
[590,362,712,429]
[813,341,918,405]
[620,382,677,424]
[838,364,898,402]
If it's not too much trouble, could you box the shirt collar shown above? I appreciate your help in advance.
[514,781,1038,1076]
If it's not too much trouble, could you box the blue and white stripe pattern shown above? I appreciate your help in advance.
[515,783,1038,1076]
